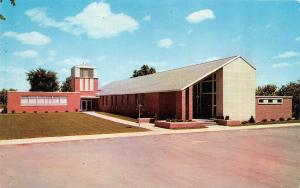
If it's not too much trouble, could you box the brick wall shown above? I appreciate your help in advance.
[255,97,292,122]
[7,91,81,113]
[98,89,193,120]
[71,77,98,96]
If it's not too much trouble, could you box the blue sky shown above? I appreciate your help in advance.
[0,0,300,90]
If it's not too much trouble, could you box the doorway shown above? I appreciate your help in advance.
[81,99,96,111]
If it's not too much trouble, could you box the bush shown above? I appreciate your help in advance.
[45,111,48,113]
[262,119,267,122]
[287,118,292,121]
[270,119,276,122]
[249,116,255,123]
[55,111,58,113]
[65,110,69,112]
[75,109,78,112]
[11,110,15,114]
[1,106,7,114]
[22,111,26,113]
[241,121,248,124]
[225,116,229,120]
[279,117,285,121]
[34,111,37,113]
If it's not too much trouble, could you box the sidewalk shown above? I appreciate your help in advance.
[0,115,299,146]
[83,111,168,132]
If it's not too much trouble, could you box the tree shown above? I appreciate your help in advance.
[277,80,300,119]
[131,65,156,78]
[26,68,59,92]
[256,84,278,96]
[60,76,72,92]
[0,88,16,105]
[0,0,16,21]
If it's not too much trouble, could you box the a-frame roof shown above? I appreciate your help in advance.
[99,55,253,96]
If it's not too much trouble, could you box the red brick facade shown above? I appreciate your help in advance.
[71,77,99,96]
[255,96,292,122]
[98,88,193,120]
[7,92,81,113]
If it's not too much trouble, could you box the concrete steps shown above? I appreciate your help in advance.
[193,119,219,126]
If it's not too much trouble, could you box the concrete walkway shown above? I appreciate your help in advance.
[83,111,167,132]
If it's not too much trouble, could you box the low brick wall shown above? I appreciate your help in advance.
[215,119,241,126]
[155,120,206,129]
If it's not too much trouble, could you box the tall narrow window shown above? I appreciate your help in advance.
[141,94,145,106]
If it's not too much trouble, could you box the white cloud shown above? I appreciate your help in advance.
[3,31,51,45]
[14,50,39,59]
[274,51,300,59]
[297,0,300,3]
[272,62,291,68]
[272,62,300,68]
[157,38,174,48]
[26,2,139,39]
[142,15,151,21]
[57,57,90,66]
[296,36,300,41]
[186,9,215,23]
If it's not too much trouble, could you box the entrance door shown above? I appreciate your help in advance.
[81,99,96,111]
[81,100,87,111]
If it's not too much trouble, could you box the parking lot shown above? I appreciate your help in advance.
[0,126,299,188]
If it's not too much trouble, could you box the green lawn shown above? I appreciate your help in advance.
[0,113,148,140]
[98,112,137,123]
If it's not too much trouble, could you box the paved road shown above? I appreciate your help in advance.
[0,127,300,188]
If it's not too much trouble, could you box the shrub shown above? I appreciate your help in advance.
[75,109,78,112]
[242,121,248,124]
[279,117,285,121]
[11,110,15,114]
[262,119,267,122]
[287,118,292,121]
[65,110,69,112]
[22,111,26,113]
[34,111,37,113]
[55,111,58,113]
[270,119,276,122]
[2,106,7,114]
[45,111,48,113]
[249,116,255,123]
[225,116,229,120]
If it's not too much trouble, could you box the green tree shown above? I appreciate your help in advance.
[26,68,59,92]
[277,80,300,119]
[60,76,72,92]
[256,84,278,96]
[131,65,156,78]
[0,0,16,20]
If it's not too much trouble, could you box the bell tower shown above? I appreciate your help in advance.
[71,64,99,96]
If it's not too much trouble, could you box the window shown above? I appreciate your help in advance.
[258,98,283,105]
[141,94,145,106]
[20,96,68,106]
[127,95,129,106]
[80,68,93,78]
[135,94,138,106]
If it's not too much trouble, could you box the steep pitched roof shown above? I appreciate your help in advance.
[99,55,249,96]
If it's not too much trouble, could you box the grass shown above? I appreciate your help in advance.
[0,113,148,140]
[98,111,137,123]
